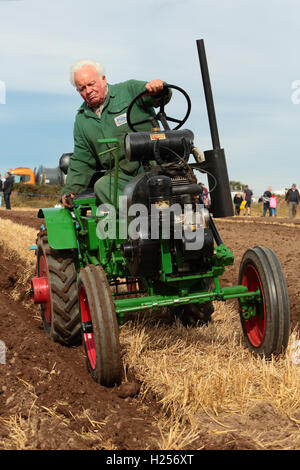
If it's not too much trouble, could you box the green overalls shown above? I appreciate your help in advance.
[62,79,170,207]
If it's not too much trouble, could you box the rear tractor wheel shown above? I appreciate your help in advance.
[238,246,290,357]
[78,264,122,386]
[31,230,81,346]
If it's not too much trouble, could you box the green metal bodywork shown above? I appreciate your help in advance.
[38,208,78,250]
[38,138,261,324]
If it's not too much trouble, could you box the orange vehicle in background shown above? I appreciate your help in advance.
[9,168,35,184]
[9,157,68,186]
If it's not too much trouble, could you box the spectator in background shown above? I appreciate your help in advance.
[201,183,210,209]
[233,192,243,216]
[243,185,253,216]
[0,174,3,208]
[262,186,272,216]
[269,193,278,217]
[3,172,14,210]
[285,184,299,218]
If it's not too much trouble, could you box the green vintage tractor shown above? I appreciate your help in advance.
[30,40,290,386]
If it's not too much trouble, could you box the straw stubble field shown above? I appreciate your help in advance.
[0,209,300,450]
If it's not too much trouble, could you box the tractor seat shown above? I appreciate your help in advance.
[72,170,106,202]
[59,153,107,202]
[72,170,107,201]
[73,190,96,201]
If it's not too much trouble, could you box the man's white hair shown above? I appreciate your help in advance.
[70,59,105,87]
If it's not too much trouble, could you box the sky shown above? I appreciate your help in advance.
[0,0,299,197]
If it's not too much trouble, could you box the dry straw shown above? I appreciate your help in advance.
[0,218,37,302]
[120,303,300,448]
[0,218,36,268]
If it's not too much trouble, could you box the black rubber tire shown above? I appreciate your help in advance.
[36,230,81,346]
[78,264,122,386]
[238,246,290,357]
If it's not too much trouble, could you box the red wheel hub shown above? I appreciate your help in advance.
[32,253,52,324]
[241,264,266,347]
[80,286,96,370]
[31,277,50,304]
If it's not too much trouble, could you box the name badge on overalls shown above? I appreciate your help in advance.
[114,113,127,127]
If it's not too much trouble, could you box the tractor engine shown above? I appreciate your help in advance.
[121,129,214,278]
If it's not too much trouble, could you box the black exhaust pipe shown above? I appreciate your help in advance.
[196,39,233,218]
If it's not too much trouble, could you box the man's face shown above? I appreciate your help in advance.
[292,185,296,190]
[75,65,107,108]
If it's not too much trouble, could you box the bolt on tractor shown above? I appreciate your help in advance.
[31,40,290,387]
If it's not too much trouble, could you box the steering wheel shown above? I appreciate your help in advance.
[126,84,191,132]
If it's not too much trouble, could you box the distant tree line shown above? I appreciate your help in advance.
[230,181,245,191]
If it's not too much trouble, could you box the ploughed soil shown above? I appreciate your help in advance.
[0,209,299,450]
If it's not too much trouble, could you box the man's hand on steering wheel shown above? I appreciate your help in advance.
[144,79,165,96]
[126,83,191,132]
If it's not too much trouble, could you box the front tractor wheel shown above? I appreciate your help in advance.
[32,231,81,346]
[78,265,122,386]
[238,246,290,357]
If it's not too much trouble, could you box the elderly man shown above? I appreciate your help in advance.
[61,60,171,208]
[285,184,299,218]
